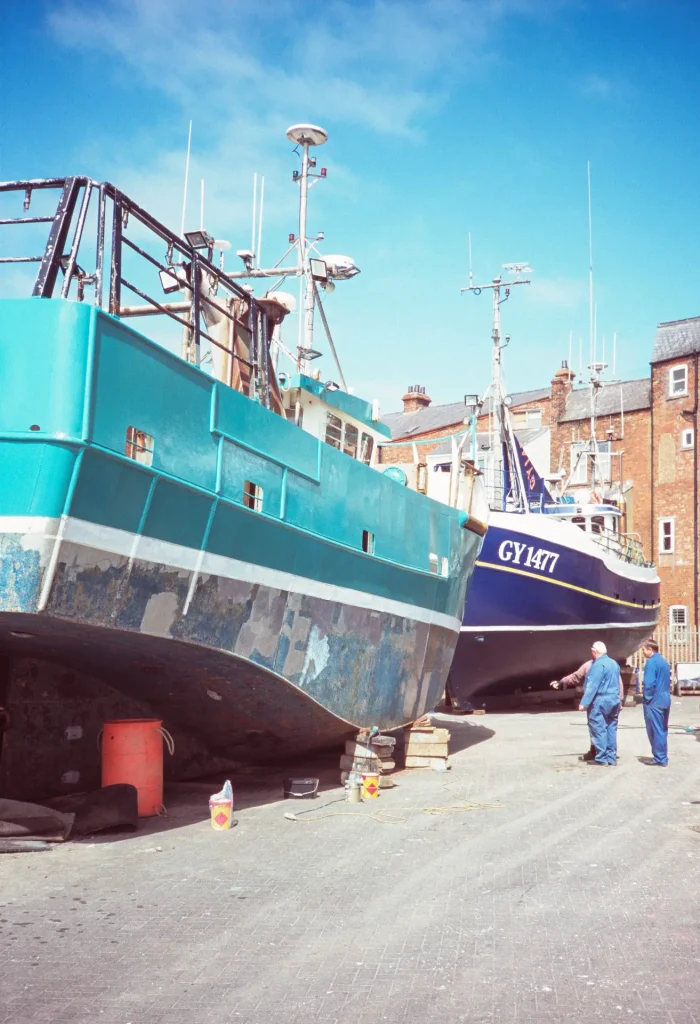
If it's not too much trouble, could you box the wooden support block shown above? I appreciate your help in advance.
[405,728,450,744]
[473,709,486,715]
[405,755,449,769]
[405,743,449,758]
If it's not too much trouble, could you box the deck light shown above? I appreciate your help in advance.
[309,258,328,283]
[184,229,214,251]
[159,264,189,294]
[464,394,482,413]
[323,381,340,392]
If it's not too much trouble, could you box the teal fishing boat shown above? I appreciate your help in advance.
[0,126,485,758]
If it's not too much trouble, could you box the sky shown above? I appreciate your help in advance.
[1,0,700,414]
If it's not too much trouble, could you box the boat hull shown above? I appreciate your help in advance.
[0,516,474,760]
[450,513,660,701]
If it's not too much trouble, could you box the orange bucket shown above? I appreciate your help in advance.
[100,719,174,818]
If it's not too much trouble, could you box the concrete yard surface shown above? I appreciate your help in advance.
[2,700,700,1023]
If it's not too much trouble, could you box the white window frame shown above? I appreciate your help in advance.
[512,408,542,429]
[658,517,675,554]
[669,604,688,643]
[681,427,695,450]
[570,442,588,485]
[594,440,612,485]
[669,364,688,397]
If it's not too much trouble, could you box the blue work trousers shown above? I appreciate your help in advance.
[643,704,670,765]
[587,699,620,765]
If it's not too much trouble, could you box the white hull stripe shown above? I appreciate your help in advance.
[461,621,659,633]
[2,515,461,634]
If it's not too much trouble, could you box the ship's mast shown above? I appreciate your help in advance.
[462,264,531,506]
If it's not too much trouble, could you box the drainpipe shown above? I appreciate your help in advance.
[691,350,695,622]
[650,363,654,562]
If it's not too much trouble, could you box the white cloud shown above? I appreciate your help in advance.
[524,276,587,308]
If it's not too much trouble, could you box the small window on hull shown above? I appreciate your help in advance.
[243,481,263,512]
[429,553,439,574]
[362,530,375,554]
[125,427,154,466]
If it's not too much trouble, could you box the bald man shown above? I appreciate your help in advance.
[579,641,622,766]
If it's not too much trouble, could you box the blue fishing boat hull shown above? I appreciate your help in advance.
[450,512,660,701]
[0,299,482,756]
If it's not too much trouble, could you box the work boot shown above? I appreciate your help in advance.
[579,748,597,762]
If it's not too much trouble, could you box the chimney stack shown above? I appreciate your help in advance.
[402,385,432,414]
[550,359,575,423]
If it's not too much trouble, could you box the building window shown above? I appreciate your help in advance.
[511,408,542,429]
[594,441,611,485]
[570,442,588,485]
[669,364,688,397]
[325,413,343,450]
[681,428,694,450]
[360,432,374,466]
[669,605,688,643]
[658,517,675,554]
[243,481,263,512]
[125,427,154,466]
[362,530,374,554]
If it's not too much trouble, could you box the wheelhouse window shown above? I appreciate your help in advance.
[325,413,343,450]
[658,517,675,554]
[570,443,588,485]
[669,364,688,397]
[360,432,374,466]
[681,428,694,450]
[343,422,359,459]
[125,427,154,467]
[669,605,688,643]
[572,515,586,532]
[243,481,263,512]
[591,515,605,535]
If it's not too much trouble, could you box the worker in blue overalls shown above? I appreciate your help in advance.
[641,638,671,766]
[579,641,622,766]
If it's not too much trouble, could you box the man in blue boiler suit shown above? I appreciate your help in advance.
[641,638,671,766]
[579,641,622,766]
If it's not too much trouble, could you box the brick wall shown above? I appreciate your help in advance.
[476,394,552,432]
[651,355,698,628]
[549,409,652,556]
[378,421,465,465]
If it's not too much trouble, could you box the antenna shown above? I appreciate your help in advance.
[613,331,617,378]
[578,337,583,381]
[180,119,192,238]
[568,330,573,377]
[594,301,598,366]
[468,232,473,288]
[200,178,204,231]
[257,176,265,270]
[251,173,258,256]
[587,160,594,370]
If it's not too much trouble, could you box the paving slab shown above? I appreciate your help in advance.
[2,699,700,1023]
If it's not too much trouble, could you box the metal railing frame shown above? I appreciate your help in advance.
[0,176,272,406]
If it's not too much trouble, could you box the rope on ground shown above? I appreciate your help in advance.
[283,800,505,824]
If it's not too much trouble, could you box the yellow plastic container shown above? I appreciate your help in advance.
[210,800,233,830]
[361,773,379,799]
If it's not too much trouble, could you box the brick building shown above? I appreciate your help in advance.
[650,316,700,637]
[548,366,652,554]
[380,385,553,470]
